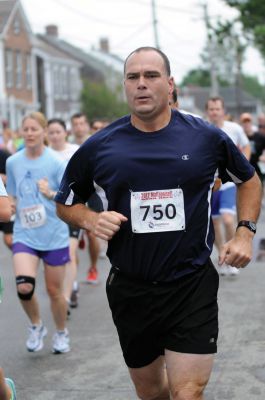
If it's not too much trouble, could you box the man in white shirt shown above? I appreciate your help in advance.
[206,97,251,276]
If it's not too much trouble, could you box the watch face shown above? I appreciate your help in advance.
[249,222,256,231]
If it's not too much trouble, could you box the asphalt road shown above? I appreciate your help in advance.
[0,209,265,399]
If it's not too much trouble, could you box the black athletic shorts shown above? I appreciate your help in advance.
[106,259,219,368]
[0,220,14,234]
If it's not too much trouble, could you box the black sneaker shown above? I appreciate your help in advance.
[69,289,79,308]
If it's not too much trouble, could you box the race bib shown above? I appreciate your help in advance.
[20,204,47,229]
[131,188,185,233]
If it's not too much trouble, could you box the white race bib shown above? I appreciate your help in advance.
[131,188,185,233]
[20,204,47,229]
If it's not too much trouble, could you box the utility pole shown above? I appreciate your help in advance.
[203,3,219,96]
[234,36,245,117]
[151,0,160,49]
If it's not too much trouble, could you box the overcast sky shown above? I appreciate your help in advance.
[21,0,265,84]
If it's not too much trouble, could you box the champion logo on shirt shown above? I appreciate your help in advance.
[182,154,190,160]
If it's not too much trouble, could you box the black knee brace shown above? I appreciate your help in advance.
[16,275,35,301]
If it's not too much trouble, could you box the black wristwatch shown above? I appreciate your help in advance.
[237,220,257,234]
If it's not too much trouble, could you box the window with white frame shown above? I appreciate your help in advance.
[13,18,20,35]
[26,54,32,89]
[5,49,13,88]
[69,67,79,101]
[61,66,68,98]
[15,51,22,88]
[53,65,60,98]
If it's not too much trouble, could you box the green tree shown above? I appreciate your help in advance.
[180,68,265,102]
[242,74,265,101]
[81,80,129,121]
[201,17,247,86]
[180,69,211,87]
[180,68,229,87]
[224,0,265,57]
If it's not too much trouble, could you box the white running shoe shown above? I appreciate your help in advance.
[228,266,240,276]
[26,323,47,352]
[52,329,70,354]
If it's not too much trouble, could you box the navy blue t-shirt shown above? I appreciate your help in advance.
[56,110,255,282]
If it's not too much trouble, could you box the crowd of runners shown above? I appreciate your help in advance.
[0,113,109,399]
[0,46,265,400]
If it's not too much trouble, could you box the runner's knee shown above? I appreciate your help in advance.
[222,213,234,226]
[135,381,168,400]
[46,283,62,299]
[16,275,35,300]
[171,382,205,400]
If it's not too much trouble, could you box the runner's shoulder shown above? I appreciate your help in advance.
[174,109,223,142]
[6,148,25,165]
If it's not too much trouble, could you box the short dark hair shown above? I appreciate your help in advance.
[91,118,110,127]
[71,113,88,122]
[205,96,225,110]
[47,118,66,131]
[124,46,171,76]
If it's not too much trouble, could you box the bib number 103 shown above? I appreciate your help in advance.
[131,188,185,233]
[20,204,47,229]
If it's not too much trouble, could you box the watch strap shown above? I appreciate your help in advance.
[237,220,256,234]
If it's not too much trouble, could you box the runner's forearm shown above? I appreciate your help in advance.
[236,173,262,223]
[56,202,98,231]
